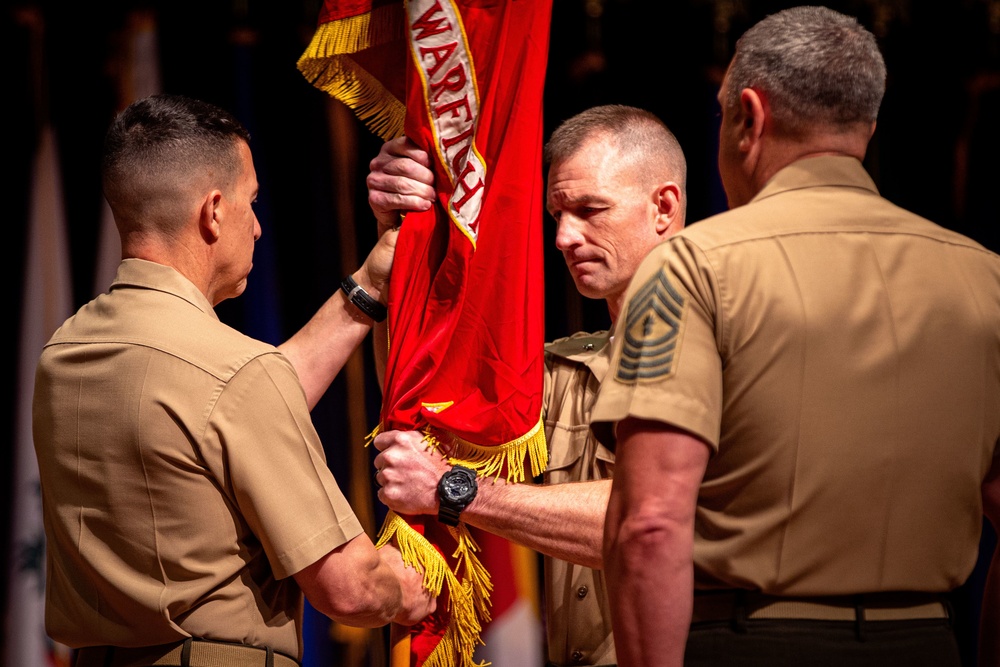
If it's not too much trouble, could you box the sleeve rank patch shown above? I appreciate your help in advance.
[616,268,686,384]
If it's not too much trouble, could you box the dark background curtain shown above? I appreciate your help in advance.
[4,1,999,664]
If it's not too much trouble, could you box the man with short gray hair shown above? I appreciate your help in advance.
[367,104,687,666]
[594,7,1000,666]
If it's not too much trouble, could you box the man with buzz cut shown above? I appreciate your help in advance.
[33,93,434,667]
[365,104,687,666]
[592,7,1000,666]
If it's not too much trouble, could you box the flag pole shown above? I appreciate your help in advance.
[390,623,410,666]
[325,91,389,667]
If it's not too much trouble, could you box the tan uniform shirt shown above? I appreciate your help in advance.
[593,156,1000,595]
[542,332,616,665]
[33,259,364,659]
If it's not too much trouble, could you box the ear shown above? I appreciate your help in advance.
[199,190,223,244]
[653,181,683,235]
[737,87,767,152]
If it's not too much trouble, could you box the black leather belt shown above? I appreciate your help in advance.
[691,590,951,624]
[74,638,300,667]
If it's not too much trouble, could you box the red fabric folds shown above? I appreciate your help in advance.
[300,2,551,664]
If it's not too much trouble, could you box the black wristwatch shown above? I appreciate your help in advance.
[340,275,387,322]
[437,465,478,526]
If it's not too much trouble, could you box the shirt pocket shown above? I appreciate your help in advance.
[544,424,591,485]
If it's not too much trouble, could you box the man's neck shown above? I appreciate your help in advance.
[607,295,623,328]
[123,237,215,304]
[750,127,871,198]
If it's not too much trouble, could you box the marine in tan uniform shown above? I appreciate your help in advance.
[540,331,615,665]
[592,7,1000,667]
[32,94,433,667]
[364,105,686,665]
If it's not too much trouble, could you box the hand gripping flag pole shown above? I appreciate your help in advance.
[299,1,552,665]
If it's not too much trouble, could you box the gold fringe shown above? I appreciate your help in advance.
[296,5,406,140]
[447,524,492,623]
[376,512,489,667]
[424,418,548,482]
[376,511,449,598]
[306,4,403,55]
[370,419,545,666]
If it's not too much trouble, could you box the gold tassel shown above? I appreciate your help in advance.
[296,5,406,140]
[302,4,403,55]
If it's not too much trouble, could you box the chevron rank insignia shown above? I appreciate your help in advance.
[616,268,686,384]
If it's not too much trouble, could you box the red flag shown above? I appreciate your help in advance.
[472,531,543,665]
[299,2,551,665]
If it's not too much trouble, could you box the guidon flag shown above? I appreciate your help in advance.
[298,1,552,665]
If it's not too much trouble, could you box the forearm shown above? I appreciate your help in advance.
[295,535,403,628]
[278,269,376,410]
[604,494,692,667]
[463,479,611,569]
[280,224,396,410]
[333,555,404,628]
[602,418,709,667]
[373,430,609,567]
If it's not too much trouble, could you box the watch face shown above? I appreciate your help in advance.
[441,469,477,503]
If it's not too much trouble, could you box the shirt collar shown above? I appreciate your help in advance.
[751,155,879,205]
[547,331,613,382]
[111,259,219,321]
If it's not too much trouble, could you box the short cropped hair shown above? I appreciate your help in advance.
[102,94,251,236]
[544,104,687,196]
[725,6,886,131]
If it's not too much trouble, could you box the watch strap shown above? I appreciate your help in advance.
[438,503,463,527]
[340,275,387,322]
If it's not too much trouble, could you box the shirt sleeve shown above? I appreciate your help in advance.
[591,238,724,451]
[204,353,364,579]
